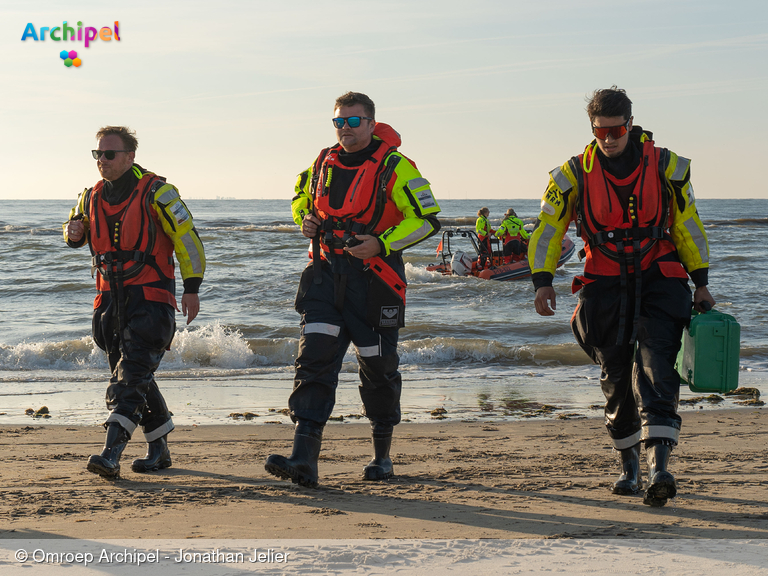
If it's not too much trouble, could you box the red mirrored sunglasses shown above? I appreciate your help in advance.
[591,119,631,140]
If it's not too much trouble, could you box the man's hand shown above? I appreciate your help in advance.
[534,286,557,316]
[181,293,200,325]
[693,286,716,313]
[301,213,322,239]
[344,234,381,260]
[66,220,85,242]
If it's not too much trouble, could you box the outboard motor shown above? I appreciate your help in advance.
[451,251,474,276]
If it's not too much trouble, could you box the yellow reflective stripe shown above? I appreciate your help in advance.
[407,177,429,191]
[683,218,709,264]
[550,167,572,193]
[393,159,440,216]
[180,232,204,274]
[670,156,690,182]
[156,186,180,205]
[533,223,558,271]
[388,221,434,252]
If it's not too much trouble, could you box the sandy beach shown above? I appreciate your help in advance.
[1,408,767,540]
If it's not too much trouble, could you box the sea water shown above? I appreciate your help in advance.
[0,198,765,426]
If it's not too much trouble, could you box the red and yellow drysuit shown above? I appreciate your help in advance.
[528,128,710,449]
[64,164,206,441]
[289,123,441,428]
[475,214,494,263]
[495,214,530,260]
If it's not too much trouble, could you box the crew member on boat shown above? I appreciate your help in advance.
[475,207,494,268]
[495,208,529,263]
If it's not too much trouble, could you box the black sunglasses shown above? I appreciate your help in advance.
[331,116,373,129]
[92,149,130,160]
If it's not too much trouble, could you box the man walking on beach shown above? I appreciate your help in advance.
[265,92,441,488]
[529,87,715,507]
[64,126,206,479]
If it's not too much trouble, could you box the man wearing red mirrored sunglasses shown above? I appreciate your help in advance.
[265,92,441,488]
[63,125,206,480]
[529,87,715,507]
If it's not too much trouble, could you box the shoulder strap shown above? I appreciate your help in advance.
[658,147,685,213]
[364,148,400,234]
[310,147,333,199]
[566,156,582,226]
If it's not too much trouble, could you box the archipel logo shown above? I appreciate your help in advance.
[21,21,120,68]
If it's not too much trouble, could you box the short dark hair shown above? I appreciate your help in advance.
[586,86,632,122]
[95,126,138,152]
[334,92,375,119]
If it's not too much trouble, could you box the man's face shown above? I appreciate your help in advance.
[95,134,135,181]
[591,115,632,158]
[334,104,375,153]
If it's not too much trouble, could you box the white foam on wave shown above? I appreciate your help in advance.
[404,262,443,283]
[163,321,298,370]
[0,322,300,374]
[0,336,106,371]
[163,322,255,369]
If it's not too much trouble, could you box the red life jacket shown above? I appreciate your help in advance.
[311,123,406,255]
[88,169,176,308]
[308,123,409,313]
[577,140,676,277]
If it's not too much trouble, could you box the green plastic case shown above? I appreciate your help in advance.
[675,309,740,394]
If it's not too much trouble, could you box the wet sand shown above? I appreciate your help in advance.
[1,408,767,540]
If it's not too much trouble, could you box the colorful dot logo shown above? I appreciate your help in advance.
[59,49,82,67]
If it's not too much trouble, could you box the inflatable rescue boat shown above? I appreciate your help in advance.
[426,228,576,281]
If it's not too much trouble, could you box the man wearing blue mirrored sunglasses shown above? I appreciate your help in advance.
[266,92,442,488]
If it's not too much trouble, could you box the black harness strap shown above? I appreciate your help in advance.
[630,239,642,345]
[615,240,628,346]
[92,251,173,283]
[310,148,332,285]
[333,273,347,314]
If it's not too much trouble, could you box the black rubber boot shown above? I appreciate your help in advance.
[87,423,130,479]
[265,421,323,488]
[363,424,394,481]
[611,443,641,495]
[643,442,677,507]
[131,435,172,473]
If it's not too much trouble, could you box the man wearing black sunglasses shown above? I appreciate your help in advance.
[64,125,206,479]
[528,87,715,507]
[265,92,441,488]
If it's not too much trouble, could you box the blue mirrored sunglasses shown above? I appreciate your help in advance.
[331,116,373,129]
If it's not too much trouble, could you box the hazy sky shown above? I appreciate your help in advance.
[2,0,767,200]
